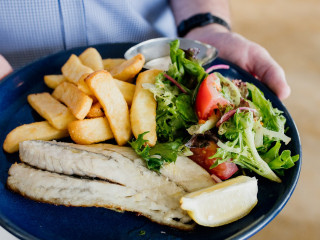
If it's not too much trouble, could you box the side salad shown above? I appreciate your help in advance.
[130,39,299,183]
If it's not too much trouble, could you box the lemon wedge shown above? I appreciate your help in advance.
[180,176,258,227]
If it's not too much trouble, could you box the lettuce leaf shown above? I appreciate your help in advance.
[129,132,182,171]
[214,110,282,182]
[168,39,207,102]
[176,94,197,122]
[145,40,202,142]
[146,73,196,142]
[213,109,299,182]
[263,141,299,176]
[247,83,286,132]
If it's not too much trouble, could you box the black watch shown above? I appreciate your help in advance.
[177,12,231,37]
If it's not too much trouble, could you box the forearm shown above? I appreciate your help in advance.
[170,0,231,27]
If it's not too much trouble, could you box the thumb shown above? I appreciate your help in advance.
[0,55,13,80]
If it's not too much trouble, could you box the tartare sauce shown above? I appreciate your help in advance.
[144,56,171,71]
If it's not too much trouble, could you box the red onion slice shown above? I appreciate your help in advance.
[216,107,258,127]
[163,73,188,94]
[210,173,222,183]
[206,64,230,74]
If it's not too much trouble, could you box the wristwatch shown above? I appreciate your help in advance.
[177,12,231,37]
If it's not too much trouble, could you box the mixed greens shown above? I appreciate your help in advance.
[129,39,299,182]
[130,40,207,171]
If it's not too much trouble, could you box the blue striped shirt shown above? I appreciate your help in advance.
[0,0,176,69]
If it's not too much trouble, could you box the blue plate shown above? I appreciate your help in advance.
[0,43,301,240]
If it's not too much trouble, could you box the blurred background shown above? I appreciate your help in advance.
[230,0,320,239]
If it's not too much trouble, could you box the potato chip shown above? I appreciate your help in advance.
[86,102,104,118]
[3,121,68,153]
[68,117,113,144]
[79,74,135,106]
[114,79,135,106]
[86,70,131,145]
[76,73,95,95]
[102,58,126,71]
[28,92,76,129]
[61,54,93,84]
[44,74,66,89]
[52,82,93,120]
[79,48,104,71]
[110,53,145,82]
[130,69,162,146]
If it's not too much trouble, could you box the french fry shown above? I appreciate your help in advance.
[68,117,113,145]
[86,70,131,145]
[44,74,66,89]
[61,54,93,84]
[79,48,104,71]
[43,70,134,107]
[77,73,91,95]
[130,69,161,146]
[113,79,135,106]
[3,121,69,153]
[79,74,135,106]
[86,102,104,118]
[52,82,93,120]
[110,53,145,82]
[102,58,126,71]
[28,92,76,130]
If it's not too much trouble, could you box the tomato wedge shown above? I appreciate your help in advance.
[189,141,238,180]
[195,73,229,120]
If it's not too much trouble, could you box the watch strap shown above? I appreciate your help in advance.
[177,12,231,37]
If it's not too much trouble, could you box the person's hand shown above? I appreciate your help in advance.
[185,25,291,100]
[0,55,13,80]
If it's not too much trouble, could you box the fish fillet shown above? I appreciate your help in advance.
[51,141,215,192]
[15,140,214,230]
[19,140,187,208]
[7,163,194,230]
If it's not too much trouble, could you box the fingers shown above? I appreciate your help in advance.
[247,44,291,100]
[186,27,291,100]
[260,61,291,100]
[0,55,13,80]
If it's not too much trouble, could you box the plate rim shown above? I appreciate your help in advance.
[0,42,302,240]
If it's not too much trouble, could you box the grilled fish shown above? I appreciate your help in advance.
[50,141,215,192]
[19,140,187,207]
[8,163,194,230]
[9,140,215,230]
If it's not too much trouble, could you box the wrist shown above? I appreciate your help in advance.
[185,24,230,40]
[171,0,231,30]
[177,12,231,37]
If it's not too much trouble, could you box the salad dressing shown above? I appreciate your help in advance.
[144,56,171,71]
